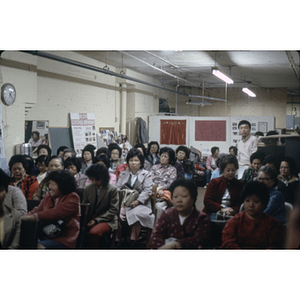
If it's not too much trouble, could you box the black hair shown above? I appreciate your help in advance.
[23,155,34,175]
[258,165,278,183]
[31,131,40,138]
[159,147,176,165]
[148,141,160,154]
[81,145,95,161]
[211,146,219,155]
[175,145,190,158]
[36,155,49,165]
[126,148,144,169]
[262,155,278,171]
[47,169,77,196]
[215,153,227,168]
[229,146,238,155]
[280,157,297,176]
[94,154,110,169]
[63,148,76,159]
[250,151,265,164]
[85,163,110,188]
[238,120,251,130]
[96,147,109,157]
[169,178,198,204]
[64,157,82,173]
[133,143,147,156]
[0,168,10,192]
[8,155,29,172]
[239,180,270,209]
[219,154,239,174]
[56,146,68,155]
[47,155,64,168]
[108,143,122,158]
[255,131,264,137]
[37,144,52,156]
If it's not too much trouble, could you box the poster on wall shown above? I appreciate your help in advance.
[195,120,226,141]
[70,113,97,156]
[160,120,186,145]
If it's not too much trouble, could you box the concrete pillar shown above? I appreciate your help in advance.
[121,83,127,134]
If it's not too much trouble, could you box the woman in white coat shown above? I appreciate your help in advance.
[116,148,154,246]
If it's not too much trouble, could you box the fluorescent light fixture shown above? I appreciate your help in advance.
[242,87,256,97]
[212,68,234,84]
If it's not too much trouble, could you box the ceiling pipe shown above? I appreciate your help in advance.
[19,51,227,104]
[119,51,200,87]
[286,51,300,81]
[20,50,190,97]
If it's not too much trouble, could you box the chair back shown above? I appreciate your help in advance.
[151,184,157,214]
[76,203,90,248]
[19,219,39,249]
[208,220,227,249]
[284,202,293,218]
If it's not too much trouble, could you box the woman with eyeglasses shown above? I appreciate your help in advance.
[257,165,286,224]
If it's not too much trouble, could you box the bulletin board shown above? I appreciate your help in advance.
[195,120,226,141]
[48,127,73,155]
[160,119,186,145]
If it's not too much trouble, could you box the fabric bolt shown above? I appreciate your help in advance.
[150,207,211,249]
[221,211,284,249]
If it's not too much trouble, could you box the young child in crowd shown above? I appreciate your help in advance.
[150,178,211,249]
[221,180,284,249]
[35,155,48,184]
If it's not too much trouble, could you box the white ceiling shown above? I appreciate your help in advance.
[76,50,300,96]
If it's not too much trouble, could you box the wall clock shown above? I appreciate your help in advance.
[1,83,16,106]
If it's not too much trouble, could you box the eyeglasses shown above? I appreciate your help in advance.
[257,177,271,181]
[151,145,158,148]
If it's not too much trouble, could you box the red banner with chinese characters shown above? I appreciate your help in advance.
[160,120,186,145]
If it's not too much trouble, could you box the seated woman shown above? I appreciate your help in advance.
[277,157,299,205]
[203,154,244,220]
[205,146,219,188]
[56,146,68,157]
[257,166,286,224]
[85,154,117,185]
[108,143,124,173]
[28,131,42,148]
[34,155,48,183]
[62,148,76,161]
[241,151,264,183]
[210,152,227,180]
[21,169,80,249]
[133,143,152,171]
[83,164,119,248]
[116,148,154,247]
[145,141,160,167]
[150,178,211,249]
[221,180,284,249]
[32,155,65,200]
[8,154,39,199]
[80,144,95,175]
[175,145,195,179]
[151,147,177,219]
[0,169,21,249]
[36,144,52,157]
[65,157,88,189]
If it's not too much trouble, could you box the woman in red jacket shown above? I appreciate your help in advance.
[21,170,80,249]
[203,154,244,220]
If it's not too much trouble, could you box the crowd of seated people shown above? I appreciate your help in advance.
[1,138,300,250]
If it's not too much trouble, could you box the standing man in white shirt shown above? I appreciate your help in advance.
[237,120,258,179]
